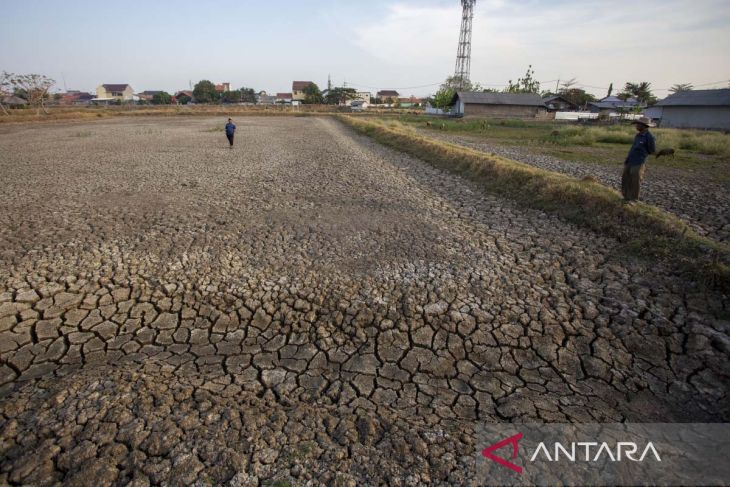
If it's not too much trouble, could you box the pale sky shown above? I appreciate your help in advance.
[1,0,728,99]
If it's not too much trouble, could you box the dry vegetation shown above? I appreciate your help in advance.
[339,115,730,290]
[0,105,424,125]
[393,114,730,177]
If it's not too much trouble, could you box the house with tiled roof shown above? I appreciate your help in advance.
[58,91,94,106]
[95,84,134,102]
[399,96,423,107]
[137,90,163,102]
[276,93,293,104]
[292,81,314,102]
[377,90,400,103]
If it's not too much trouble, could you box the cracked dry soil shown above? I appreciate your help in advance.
[0,117,728,486]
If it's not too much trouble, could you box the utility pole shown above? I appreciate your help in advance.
[454,0,477,90]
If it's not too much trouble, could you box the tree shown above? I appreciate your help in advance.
[669,83,693,93]
[325,87,358,105]
[560,78,578,91]
[240,87,256,103]
[619,81,657,105]
[303,83,323,104]
[220,90,242,103]
[151,91,172,105]
[549,79,596,108]
[560,88,596,108]
[506,65,540,94]
[10,74,55,115]
[442,75,482,92]
[193,80,219,104]
[427,75,487,110]
[176,94,192,105]
[0,71,14,115]
[428,87,456,110]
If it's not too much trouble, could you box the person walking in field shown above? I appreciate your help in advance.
[621,116,656,202]
[225,118,236,148]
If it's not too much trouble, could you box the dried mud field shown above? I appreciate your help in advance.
[0,117,728,486]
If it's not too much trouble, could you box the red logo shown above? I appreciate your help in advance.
[482,432,524,474]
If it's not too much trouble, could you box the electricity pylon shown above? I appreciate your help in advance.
[454,0,477,90]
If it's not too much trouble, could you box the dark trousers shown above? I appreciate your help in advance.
[226,133,234,147]
[621,164,645,201]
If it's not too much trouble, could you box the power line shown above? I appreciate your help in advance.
[344,81,443,90]
[691,79,730,87]
[342,78,728,94]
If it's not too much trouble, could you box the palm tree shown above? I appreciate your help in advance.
[669,83,693,93]
[621,81,656,105]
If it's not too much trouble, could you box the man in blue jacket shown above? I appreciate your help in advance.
[621,116,656,202]
[225,118,236,148]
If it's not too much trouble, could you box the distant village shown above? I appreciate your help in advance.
[22,81,424,110]
[1,78,728,131]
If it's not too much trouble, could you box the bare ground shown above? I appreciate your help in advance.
[0,117,728,486]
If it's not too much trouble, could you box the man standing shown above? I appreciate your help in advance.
[621,116,656,202]
[225,118,236,148]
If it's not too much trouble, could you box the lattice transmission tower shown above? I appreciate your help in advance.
[454,0,477,89]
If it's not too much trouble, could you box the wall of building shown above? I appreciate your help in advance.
[660,106,730,130]
[463,103,545,119]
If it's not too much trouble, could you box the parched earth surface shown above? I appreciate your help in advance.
[0,117,728,486]
[415,129,730,244]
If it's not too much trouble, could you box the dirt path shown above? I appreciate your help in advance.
[414,129,730,244]
[0,117,728,486]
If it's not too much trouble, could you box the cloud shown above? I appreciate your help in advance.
[352,0,730,95]
[353,4,460,67]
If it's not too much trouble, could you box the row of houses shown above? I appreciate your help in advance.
[542,94,642,113]
[49,82,416,107]
[9,79,725,130]
[448,89,730,130]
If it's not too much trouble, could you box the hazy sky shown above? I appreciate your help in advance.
[2,0,729,98]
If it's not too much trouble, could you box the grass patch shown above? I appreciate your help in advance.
[395,114,730,177]
[339,115,730,291]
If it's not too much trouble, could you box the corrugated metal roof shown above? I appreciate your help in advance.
[455,91,545,107]
[656,89,730,107]
[588,98,640,109]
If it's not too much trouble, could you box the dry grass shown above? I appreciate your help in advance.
[397,115,730,156]
[339,115,730,290]
[550,125,730,156]
[0,105,340,125]
[0,105,425,126]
